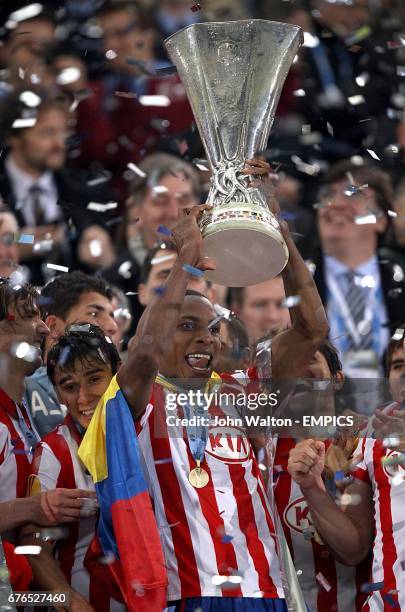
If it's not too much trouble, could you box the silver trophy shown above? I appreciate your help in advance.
[165,20,302,286]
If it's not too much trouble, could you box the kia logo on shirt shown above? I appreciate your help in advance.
[205,426,250,462]
[381,450,405,479]
[283,497,312,534]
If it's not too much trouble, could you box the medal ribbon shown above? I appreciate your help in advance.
[15,404,40,452]
[156,372,221,465]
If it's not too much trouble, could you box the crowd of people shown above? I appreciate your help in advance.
[1,0,405,611]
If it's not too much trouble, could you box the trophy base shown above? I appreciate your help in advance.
[201,214,289,287]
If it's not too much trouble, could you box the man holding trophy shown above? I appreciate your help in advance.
[80,18,329,611]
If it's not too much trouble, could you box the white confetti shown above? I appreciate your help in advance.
[127,163,146,178]
[8,3,43,24]
[14,545,42,555]
[139,95,170,107]
[355,73,369,87]
[326,122,334,136]
[354,213,377,225]
[46,263,69,272]
[281,295,301,308]
[392,329,404,341]
[12,117,37,129]
[105,49,118,60]
[152,185,169,194]
[19,90,41,107]
[293,89,306,97]
[89,240,102,257]
[118,260,132,279]
[11,342,39,362]
[213,304,232,320]
[303,32,320,48]
[356,275,375,288]
[366,149,380,161]
[87,201,117,212]
[316,572,332,592]
[56,66,81,86]
[383,436,400,448]
[348,95,366,105]
[151,254,176,266]
[393,264,404,282]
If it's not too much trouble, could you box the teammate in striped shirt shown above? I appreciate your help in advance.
[287,333,405,611]
[80,158,329,610]
[24,325,125,612]
[0,279,92,585]
[273,341,370,612]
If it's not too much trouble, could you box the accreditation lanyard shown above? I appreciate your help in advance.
[327,274,375,349]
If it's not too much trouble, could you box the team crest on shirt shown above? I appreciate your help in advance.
[381,450,405,480]
[283,497,312,533]
[205,426,250,463]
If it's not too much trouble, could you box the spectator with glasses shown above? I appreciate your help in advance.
[312,160,405,376]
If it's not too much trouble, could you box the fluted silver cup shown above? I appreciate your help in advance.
[165,20,302,286]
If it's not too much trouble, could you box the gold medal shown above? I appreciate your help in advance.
[188,460,210,488]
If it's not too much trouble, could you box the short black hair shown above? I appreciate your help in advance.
[385,324,405,376]
[40,271,113,320]
[95,0,156,30]
[47,323,120,385]
[224,316,250,351]
[185,289,209,299]
[318,339,342,377]
[0,277,38,321]
[139,242,176,285]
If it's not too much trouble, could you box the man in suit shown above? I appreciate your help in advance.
[312,160,405,376]
[0,86,116,284]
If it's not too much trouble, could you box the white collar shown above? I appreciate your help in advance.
[324,254,379,278]
[5,154,54,198]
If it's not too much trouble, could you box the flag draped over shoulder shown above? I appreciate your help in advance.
[78,375,167,612]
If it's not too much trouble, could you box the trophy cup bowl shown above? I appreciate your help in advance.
[165,20,303,287]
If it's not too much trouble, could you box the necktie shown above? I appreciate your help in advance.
[28,184,45,226]
[344,270,373,351]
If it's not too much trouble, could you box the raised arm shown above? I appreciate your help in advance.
[117,204,215,420]
[243,159,329,378]
[288,439,374,565]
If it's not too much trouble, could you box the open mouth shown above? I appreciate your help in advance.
[80,409,95,418]
[185,353,212,373]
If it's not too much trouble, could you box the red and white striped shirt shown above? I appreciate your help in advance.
[352,437,405,611]
[136,374,284,602]
[30,415,124,612]
[0,387,38,502]
[273,437,370,612]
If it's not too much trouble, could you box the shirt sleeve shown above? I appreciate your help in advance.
[350,437,371,484]
[0,424,10,468]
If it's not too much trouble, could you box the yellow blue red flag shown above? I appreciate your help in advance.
[79,376,167,611]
